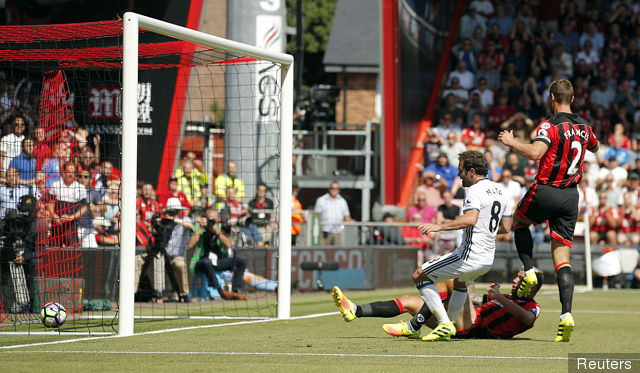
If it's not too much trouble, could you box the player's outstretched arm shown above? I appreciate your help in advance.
[487,284,535,326]
[497,216,514,234]
[498,130,548,160]
[419,209,479,236]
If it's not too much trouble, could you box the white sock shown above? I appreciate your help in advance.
[560,312,572,321]
[525,268,536,277]
[446,287,468,322]
[417,282,450,324]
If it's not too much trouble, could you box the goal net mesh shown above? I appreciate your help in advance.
[0,19,282,334]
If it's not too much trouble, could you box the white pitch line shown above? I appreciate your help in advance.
[0,312,338,350]
[538,288,591,295]
[547,309,640,314]
[5,350,640,361]
[81,315,270,320]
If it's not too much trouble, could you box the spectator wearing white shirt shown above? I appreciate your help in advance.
[440,131,467,167]
[314,181,352,245]
[442,78,469,109]
[0,115,26,177]
[618,173,640,207]
[578,176,598,212]
[447,60,475,90]
[470,77,494,108]
[583,160,600,190]
[579,22,605,53]
[575,40,599,71]
[469,0,494,17]
[550,42,573,79]
[0,168,35,219]
[459,6,487,40]
[598,157,628,186]
[47,163,88,248]
[590,78,616,111]
[499,168,521,208]
[433,112,462,140]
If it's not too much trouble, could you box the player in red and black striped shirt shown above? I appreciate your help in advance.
[498,79,599,342]
[456,268,542,339]
[330,269,542,340]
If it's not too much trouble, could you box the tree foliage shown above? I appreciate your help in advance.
[286,0,337,54]
[286,0,338,87]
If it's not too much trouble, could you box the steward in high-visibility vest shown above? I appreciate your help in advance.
[214,161,245,205]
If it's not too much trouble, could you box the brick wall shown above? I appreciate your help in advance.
[335,73,378,124]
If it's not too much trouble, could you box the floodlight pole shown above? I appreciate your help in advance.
[119,13,139,336]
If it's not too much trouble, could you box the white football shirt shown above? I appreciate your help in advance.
[454,178,513,265]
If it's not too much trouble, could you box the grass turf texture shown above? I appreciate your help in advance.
[1,286,638,372]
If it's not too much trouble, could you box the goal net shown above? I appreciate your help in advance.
[0,13,293,336]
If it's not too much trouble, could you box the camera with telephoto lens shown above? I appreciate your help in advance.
[207,217,217,230]
[150,212,175,236]
[3,195,37,257]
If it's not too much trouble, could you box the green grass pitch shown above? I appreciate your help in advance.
[1,285,639,372]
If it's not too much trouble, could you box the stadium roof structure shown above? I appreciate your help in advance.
[323,0,379,73]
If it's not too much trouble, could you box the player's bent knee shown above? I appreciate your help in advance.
[555,261,571,272]
[397,295,423,315]
[412,268,427,283]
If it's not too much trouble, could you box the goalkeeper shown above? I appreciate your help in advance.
[332,268,542,339]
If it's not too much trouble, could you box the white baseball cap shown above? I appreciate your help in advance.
[165,197,186,211]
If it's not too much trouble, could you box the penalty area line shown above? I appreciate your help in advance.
[0,311,338,350]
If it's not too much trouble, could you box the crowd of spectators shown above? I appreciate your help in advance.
[408,0,640,254]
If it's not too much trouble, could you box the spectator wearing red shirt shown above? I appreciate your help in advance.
[485,23,510,53]
[137,182,161,228]
[33,127,50,171]
[488,92,516,132]
[158,177,191,211]
[589,192,618,245]
[402,211,434,266]
[617,193,640,246]
[478,40,505,71]
[406,191,437,225]
[461,113,486,151]
[219,186,243,222]
[607,123,631,150]
[402,212,432,250]
[573,76,591,111]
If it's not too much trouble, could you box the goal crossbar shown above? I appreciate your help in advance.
[120,12,294,337]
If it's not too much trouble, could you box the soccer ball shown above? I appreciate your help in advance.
[40,302,67,328]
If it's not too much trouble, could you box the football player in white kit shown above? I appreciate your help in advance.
[401,150,513,341]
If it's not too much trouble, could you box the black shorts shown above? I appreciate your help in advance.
[454,321,490,339]
[516,183,579,247]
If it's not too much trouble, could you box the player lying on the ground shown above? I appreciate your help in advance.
[332,268,542,339]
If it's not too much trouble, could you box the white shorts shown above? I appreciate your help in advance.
[78,227,98,249]
[420,252,491,285]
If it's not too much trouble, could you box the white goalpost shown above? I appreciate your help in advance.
[120,12,294,336]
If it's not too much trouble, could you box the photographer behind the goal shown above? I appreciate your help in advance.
[188,207,247,300]
[148,197,193,302]
[1,193,38,313]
